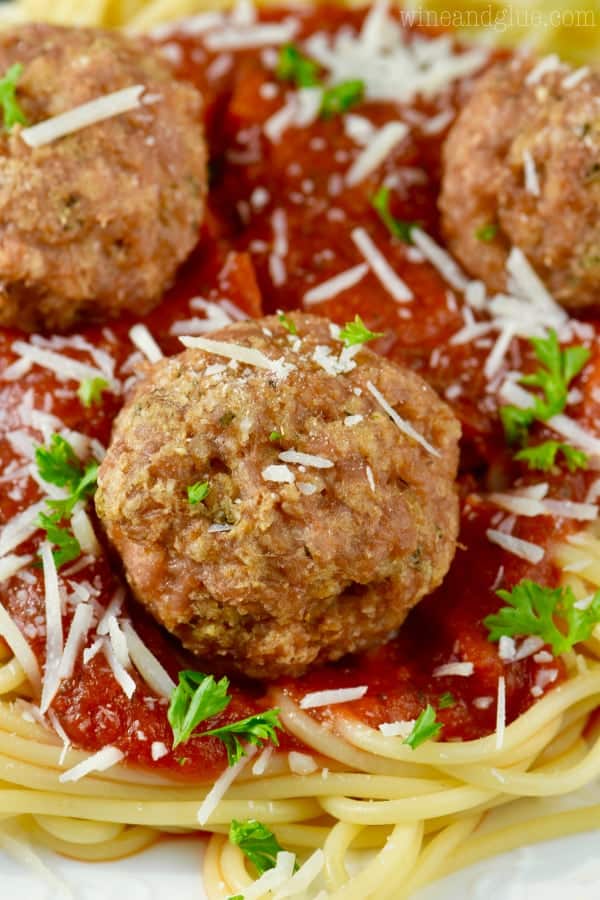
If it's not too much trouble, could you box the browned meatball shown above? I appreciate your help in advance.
[0,24,206,332]
[440,57,600,310]
[96,313,460,679]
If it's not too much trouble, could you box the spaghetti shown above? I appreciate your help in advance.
[0,2,598,899]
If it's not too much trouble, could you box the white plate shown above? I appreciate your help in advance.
[4,829,600,900]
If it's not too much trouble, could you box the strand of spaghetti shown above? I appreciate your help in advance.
[0,658,26,693]
[439,728,600,796]
[318,784,495,826]
[395,815,482,899]
[219,839,254,895]
[33,814,124,845]
[322,821,363,890]
[273,691,429,777]
[435,803,600,883]
[208,822,391,851]
[27,818,158,862]
[203,832,231,900]
[329,822,423,900]
[335,668,600,764]
[0,790,322,827]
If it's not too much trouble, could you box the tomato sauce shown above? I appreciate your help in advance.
[0,6,597,780]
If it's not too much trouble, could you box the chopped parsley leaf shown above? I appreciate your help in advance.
[77,377,109,408]
[188,481,210,505]
[168,670,231,749]
[484,580,600,657]
[500,330,590,445]
[37,511,81,568]
[168,671,281,764]
[276,45,363,118]
[371,186,415,243]
[515,440,588,473]
[277,311,297,335]
[403,704,443,750]
[475,223,498,242]
[269,430,283,442]
[276,44,318,88]
[229,820,291,875]
[0,63,28,131]
[321,79,364,118]
[339,314,383,347]
[201,709,281,767]
[438,692,456,709]
[34,435,99,567]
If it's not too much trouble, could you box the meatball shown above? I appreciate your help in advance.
[440,58,600,310]
[0,24,206,332]
[96,313,460,679]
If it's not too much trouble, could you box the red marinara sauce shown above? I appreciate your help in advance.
[0,5,596,781]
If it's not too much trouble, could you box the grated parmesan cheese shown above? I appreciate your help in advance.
[486,529,544,564]
[180,335,294,379]
[345,121,408,186]
[433,662,474,677]
[0,554,33,583]
[57,603,94,682]
[197,745,257,825]
[378,719,415,738]
[366,380,439,457]
[151,741,169,761]
[128,324,163,364]
[523,149,540,196]
[21,86,146,149]
[122,621,175,699]
[288,751,319,774]
[352,227,413,302]
[39,543,64,715]
[272,849,325,899]
[262,464,295,484]
[303,263,369,306]
[59,745,124,783]
[279,450,334,469]
[299,686,368,708]
[241,850,296,900]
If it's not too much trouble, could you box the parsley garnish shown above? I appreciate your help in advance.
[371,186,415,243]
[0,63,28,131]
[34,434,99,567]
[403,704,443,750]
[188,481,210,505]
[38,511,82,568]
[277,311,297,335]
[78,377,108,408]
[168,671,281,765]
[484,580,600,657]
[339,315,383,347]
[202,709,281,767]
[515,440,588,473]
[269,430,283,442]
[168,671,231,749]
[276,44,319,87]
[475,223,498,242]
[321,79,364,118]
[500,330,590,445]
[276,44,364,118]
[438,692,456,709]
[229,820,291,875]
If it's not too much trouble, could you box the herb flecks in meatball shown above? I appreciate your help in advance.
[440,57,600,311]
[0,24,206,332]
[96,313,461,679]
